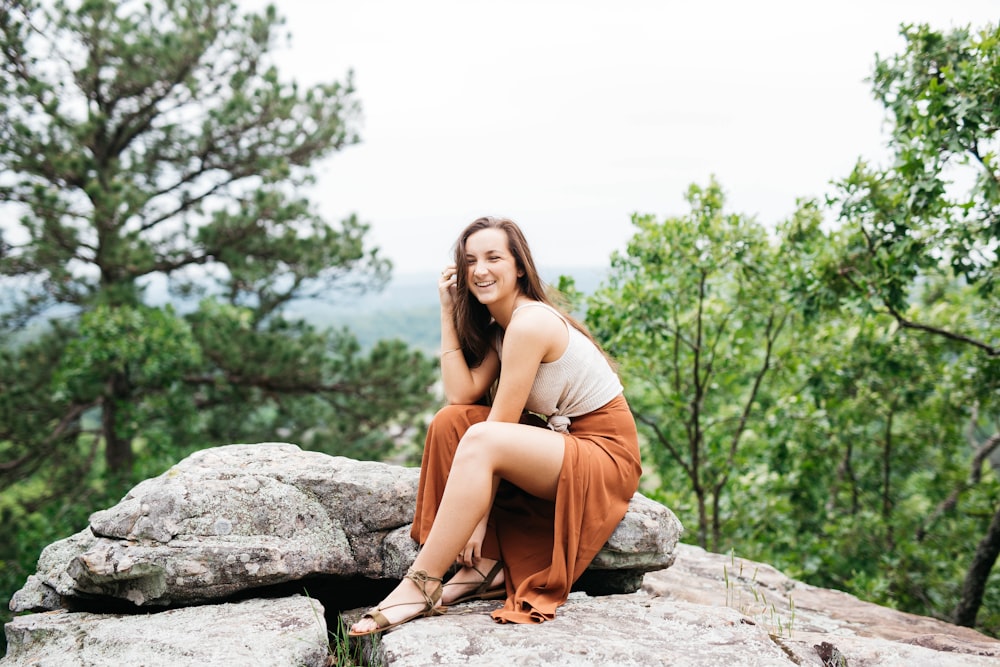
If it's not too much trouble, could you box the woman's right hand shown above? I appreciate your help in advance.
[438,264,458,309]
[457,513,489,568]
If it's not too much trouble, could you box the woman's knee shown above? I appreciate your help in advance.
[453,422,501,466]
[462,420,498,443]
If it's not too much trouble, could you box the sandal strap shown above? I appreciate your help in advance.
[405,568,443,609]
[350,570,445,636]
[444,560,505,595]
[476,560,505,595]
[363,608,391,629]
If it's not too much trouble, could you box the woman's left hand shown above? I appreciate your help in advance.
[438,264,458,310]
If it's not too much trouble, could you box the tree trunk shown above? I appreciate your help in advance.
[711,489,724,552]
[881,411,895,550]
[695,484,709,549]
[102,373,134,473]
[953,501,1000,627]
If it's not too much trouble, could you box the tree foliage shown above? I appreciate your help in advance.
[0,0,439,467]
[793,23,999,355]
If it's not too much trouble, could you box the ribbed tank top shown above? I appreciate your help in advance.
[497,302,623,429]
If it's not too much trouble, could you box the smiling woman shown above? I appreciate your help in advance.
[349,216,642,635]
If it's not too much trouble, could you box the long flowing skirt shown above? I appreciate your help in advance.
[410,394,642,623]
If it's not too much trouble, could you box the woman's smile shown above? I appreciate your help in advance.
[464,227,522,306]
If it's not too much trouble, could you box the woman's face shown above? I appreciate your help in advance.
[464,227,523,306]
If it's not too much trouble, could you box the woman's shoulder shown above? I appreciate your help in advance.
[509,301,566,328]
[511,300,565,319]
[505,302,568,353]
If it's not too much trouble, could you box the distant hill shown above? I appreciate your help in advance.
[17,266,609,354]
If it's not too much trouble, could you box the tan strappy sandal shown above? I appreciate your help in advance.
[348,568,445,637]
[444,560,506,605]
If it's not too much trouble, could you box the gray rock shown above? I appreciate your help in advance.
[10,443,679,611]
[591,492,683,571]
[13,444,418,609]
[1,596,329,667]
[8,531,97,611]
[576,491,685,594]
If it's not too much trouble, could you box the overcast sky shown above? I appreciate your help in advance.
[247,0,999,275]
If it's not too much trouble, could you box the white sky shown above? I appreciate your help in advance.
[250,0,999,274]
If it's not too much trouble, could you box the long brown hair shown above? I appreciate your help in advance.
[451,216,609,367]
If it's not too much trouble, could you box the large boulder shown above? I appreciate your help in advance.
[10,443,681,611]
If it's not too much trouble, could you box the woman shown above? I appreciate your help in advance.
[349,216,641,636]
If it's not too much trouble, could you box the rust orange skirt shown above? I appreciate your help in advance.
[410,394,641,623]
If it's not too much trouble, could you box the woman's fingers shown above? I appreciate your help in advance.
[439,264,457,283]
[439,266,460,312]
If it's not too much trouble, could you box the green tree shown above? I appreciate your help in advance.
[0,0,439,647]
[588,179,791,551]
[0,0,438,468]
[791,22,1000,629]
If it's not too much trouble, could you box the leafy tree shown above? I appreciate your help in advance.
[790,22,1000,629]
[0,0,439,647]
[0,0,438,467]
[588,179,791,550]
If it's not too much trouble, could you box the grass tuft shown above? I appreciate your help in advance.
[723,549,795,639]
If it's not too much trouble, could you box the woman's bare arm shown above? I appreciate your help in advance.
[437,264,501,404]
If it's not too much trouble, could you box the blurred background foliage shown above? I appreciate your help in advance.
[0,0,997,655]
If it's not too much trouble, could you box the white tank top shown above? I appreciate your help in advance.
[497,302,623,430]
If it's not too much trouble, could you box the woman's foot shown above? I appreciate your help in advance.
[348,569,444,636]
[441,559,505,605]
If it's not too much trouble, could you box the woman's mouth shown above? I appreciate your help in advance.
[475,280,496,288]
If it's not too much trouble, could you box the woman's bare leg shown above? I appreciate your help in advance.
[440,475,502,605]
[349,421,565,633]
